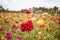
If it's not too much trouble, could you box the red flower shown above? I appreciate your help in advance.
[20,20,34,32]
[50,17,53,20]
[57,17,60,21]
[0,37,1,40]
[39,25,45,29]
[25,10,31,14]
[16,35,22,40]
[46,28,52,32]
[11,24,18,30]
[0,27,4,31]
[4,19,9,24]
[52,19,55,22]
[16,21,19,24]
[58,21,60,24]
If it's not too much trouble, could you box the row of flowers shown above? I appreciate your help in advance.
[0,13,60,40]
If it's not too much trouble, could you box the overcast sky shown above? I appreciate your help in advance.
[0,0,60,11]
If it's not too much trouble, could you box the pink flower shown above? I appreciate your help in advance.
[16,35,22,40]
[11,24,18,30]
[31,14,35,17]
[6,31,12,39]
[20,20,34,32]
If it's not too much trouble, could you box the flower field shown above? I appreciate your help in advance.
[0,13,60,40]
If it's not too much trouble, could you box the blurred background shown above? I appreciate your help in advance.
[0,0,60,14]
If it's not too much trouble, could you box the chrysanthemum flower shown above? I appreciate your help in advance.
[46,28,52,32]
[38,32,42,35]
[11,24,18,30]
[58,21,60,24]
[4,19,9,24]
[42,12,48,16]
[6,31,12,39]
[16,21,19,24]
[0,36,4,40]
[12,13,17,17]
[57,17,60,21]
[36,19,44,26]
[31,17,37,21]
[12,17,17,21]
[39,25,45,29]
[25,10,31,14]
[16,35,22,40]
[20,20,34,32]
[0,26,4,31]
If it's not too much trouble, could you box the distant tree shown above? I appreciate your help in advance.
[0,5,5,12]
[20,9,25,13]
[57,10,60,15]
[41,7,48,12]
[48,8,53,14]
[32,7,39,13]
[39,7,43,10]
[5,8,9,12]
[53,6,59,13]
[53,6,58,11]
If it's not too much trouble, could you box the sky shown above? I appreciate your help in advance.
[0,0,60,11]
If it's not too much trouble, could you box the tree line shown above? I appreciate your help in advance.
[0,5,60,14]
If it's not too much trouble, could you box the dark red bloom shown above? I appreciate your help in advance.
[39,25,45,29]
[52,19,55,22]
[12,24,18,30]
[0,27,4,31]
[58,21,60,24]
[0,37,1,40]
[25,10,31,14]
[46,28,52,32]
[16,21,19,24]
[4,19,9,24]
[16,35,22,40]
[50,17,53,20]
[20,20,34,32]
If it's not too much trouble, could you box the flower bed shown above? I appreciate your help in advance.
[0,13,59,40]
